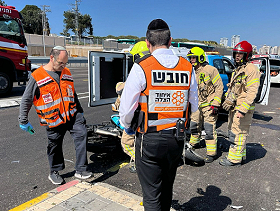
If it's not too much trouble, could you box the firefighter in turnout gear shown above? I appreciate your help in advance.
[187,47,224,163]
[220,41,260,166]
[119,19,198,211]
[113,41,150,173]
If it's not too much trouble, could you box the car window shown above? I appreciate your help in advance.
[213,59,225,74]
[223,59,235,74]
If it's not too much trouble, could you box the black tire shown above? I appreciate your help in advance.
[0,72,13,96]
[184,147,205,163]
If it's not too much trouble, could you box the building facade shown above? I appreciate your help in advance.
[220,37,228,47]
[231,35,240,48]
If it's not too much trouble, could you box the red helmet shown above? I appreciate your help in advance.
[233,41,253,63]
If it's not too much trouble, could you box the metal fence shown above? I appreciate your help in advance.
[65,37,102,47]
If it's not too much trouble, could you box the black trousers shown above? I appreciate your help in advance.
[135,131,184,211]
[46,112,88,172]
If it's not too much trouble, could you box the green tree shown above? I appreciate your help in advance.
[20,5,50,35]
[61,11,93,38]
[0,0,6,6]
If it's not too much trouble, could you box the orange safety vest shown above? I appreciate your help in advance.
[31,66,77,128]
[137,55,193,133]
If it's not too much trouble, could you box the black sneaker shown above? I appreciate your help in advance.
[48,171,64,185]
[74,171,93,179]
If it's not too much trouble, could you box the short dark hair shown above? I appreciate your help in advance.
[146,19,171,47]
[50,46,68,59]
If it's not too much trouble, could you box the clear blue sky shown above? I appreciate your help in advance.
[5,0,280,48]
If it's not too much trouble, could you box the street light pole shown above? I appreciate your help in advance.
[41,5,51,56]
[72,0,81,45]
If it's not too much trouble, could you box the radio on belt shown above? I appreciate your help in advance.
[175,119,185,141]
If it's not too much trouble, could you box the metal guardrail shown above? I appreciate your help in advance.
[29,56,88,67]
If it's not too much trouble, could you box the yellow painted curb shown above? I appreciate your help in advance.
[9,192,50,211]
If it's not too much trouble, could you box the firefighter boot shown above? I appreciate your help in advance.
[205,155,215,163]
[219,157,241,166]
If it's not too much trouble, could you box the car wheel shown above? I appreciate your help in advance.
[0,72,13,96]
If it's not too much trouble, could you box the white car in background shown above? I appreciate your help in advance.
[252,54,280,84]
[251,54,273,106]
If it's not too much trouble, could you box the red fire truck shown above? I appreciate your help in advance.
[0,5,30,95]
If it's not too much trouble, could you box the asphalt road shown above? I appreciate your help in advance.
[104,83,280,211]
[0,67,129,210]
[1,66,280,210]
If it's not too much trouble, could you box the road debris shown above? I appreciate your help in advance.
[230,205,243,210]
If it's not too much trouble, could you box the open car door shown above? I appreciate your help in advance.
[251,56,271,105]
[88,51,128,107]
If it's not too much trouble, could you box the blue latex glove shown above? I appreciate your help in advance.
[116,118,125,130]
[20,122,35,135]
[125,127,135,135]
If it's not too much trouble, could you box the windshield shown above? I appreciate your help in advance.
[0,17,26,45]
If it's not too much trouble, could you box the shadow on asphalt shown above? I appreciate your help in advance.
[171,185,232,211]
[61,170,75,179]
[253,111,273,122]
[86,148,129,182]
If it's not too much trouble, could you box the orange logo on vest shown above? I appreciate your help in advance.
[172,91,185,106]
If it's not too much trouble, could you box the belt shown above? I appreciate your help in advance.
[158,129,176,135]
[136,129,176,135]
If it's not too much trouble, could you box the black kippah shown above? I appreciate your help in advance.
[147,19,169,31]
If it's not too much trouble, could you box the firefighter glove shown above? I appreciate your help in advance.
[20,122,35,135]
[222,98,235,111]
[209,105,219,115]
[222,92,236,111]
[125,127,135,135]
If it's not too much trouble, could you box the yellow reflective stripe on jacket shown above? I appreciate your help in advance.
[237,75,247,80]
[213,96,221,104]
[212,74,221,84]
[199,76,210,84]
[199,102,211,107]
[235,105,255,110]
[241,102,250,110]
[198,75,210,84]
[246,78,260,87]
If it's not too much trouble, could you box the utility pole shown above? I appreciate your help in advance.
[41,5,51,56]
[71,0,81,44]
